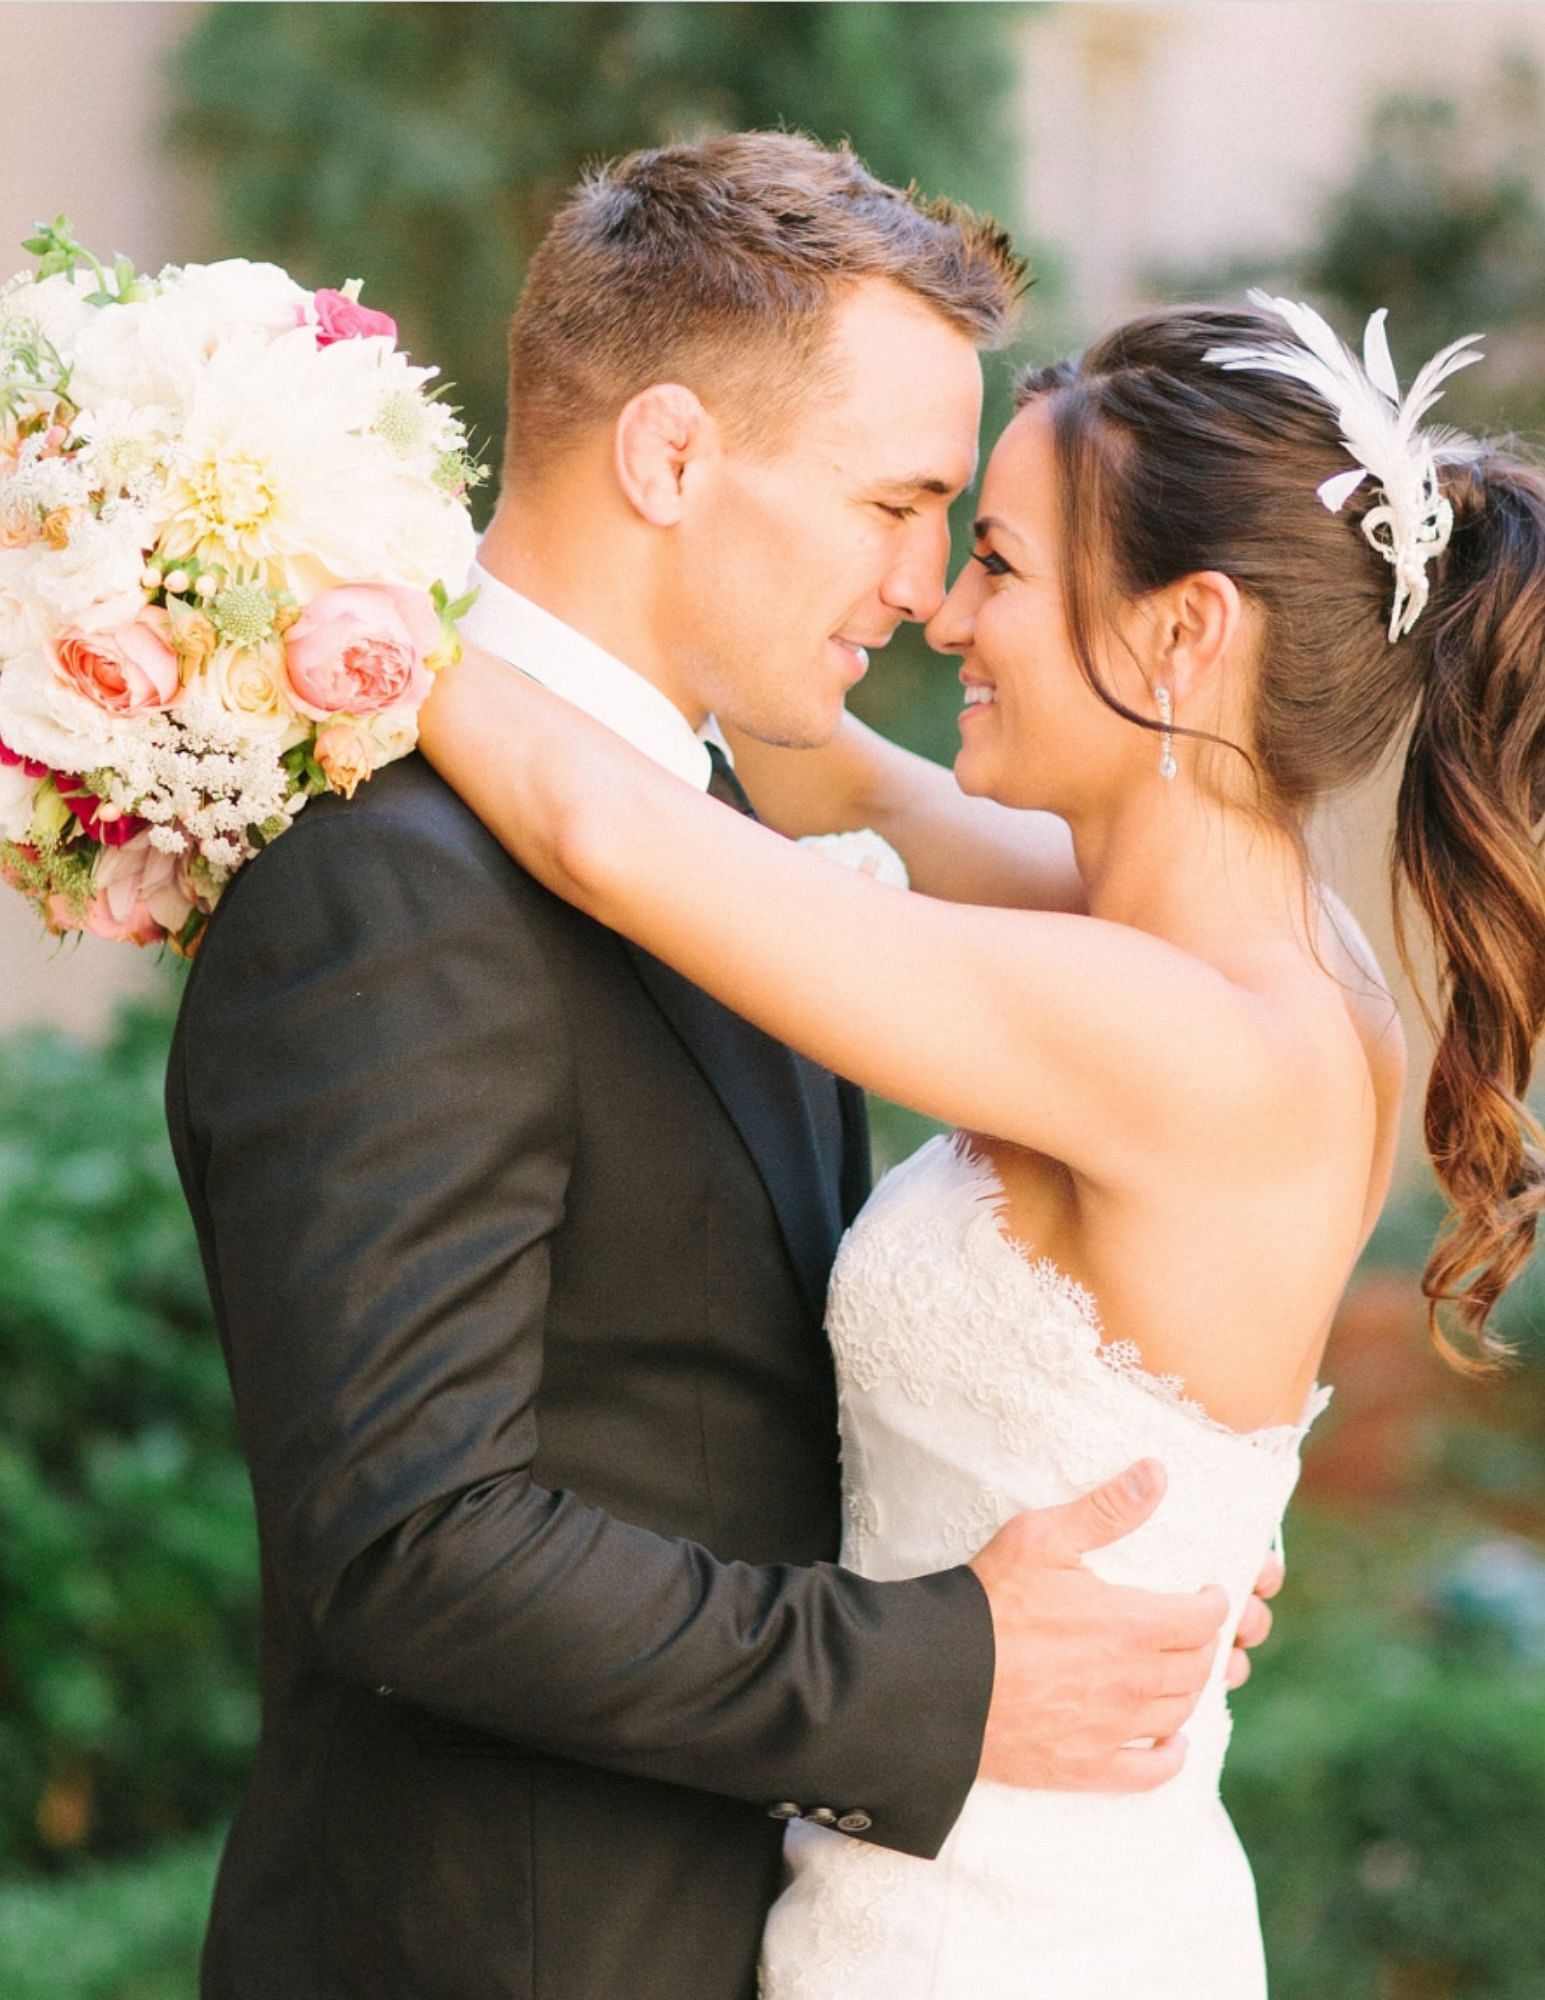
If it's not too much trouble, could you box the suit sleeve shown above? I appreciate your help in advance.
[172,793,995,1859]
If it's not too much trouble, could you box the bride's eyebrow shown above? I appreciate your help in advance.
[973,513,1025,547]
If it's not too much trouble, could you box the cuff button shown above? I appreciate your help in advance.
[767,1801,802,1821]
[806,1806,838,1827]
[836,1810,873,1833]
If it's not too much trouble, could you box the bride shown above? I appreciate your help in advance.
[419,299,1544,1996]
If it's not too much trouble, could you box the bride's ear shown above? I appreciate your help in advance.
[614,384,720,526]
[1151,569,1244,711]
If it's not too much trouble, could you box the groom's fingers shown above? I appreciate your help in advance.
[1136,1693,1211,1742]
[1146,1581,1230,1652]
[1100,1737,1190,1794]
[1233,1591,1273,1653]
[1020,1460,1168,1566]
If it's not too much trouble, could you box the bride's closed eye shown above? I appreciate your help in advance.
[972,548,1014,578]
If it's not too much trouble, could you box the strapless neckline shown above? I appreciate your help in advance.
[934,1131,1332,1449]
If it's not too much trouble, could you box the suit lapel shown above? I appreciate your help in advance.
[623,942,844,1323]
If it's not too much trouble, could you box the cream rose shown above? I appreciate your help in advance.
[201,638,289,727]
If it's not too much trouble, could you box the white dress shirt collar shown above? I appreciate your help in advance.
[458,558,726,791]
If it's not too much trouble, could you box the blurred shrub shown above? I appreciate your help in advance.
[168,0,1036,496]
[1298,57,1545,436]
[1229,1511,1545,2000]
[0,988,257,1875]
[0,1831,218,2000]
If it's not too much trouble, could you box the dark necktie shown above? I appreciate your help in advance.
[705,739,757,819]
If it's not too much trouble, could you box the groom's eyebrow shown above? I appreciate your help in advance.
[876,473,963,499]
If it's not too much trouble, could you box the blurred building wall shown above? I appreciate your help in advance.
[0,2,191,1032]
[1022,2,1545,330]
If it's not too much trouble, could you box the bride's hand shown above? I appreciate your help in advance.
[419,640,634,900]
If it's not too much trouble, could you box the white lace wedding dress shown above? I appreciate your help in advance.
[760,1132,1330,2000]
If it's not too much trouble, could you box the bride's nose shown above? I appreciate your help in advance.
[925,564,977,656]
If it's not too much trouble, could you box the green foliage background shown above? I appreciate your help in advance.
[0,989,255,1880]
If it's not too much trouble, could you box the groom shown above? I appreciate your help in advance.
[168,134,1264,2000]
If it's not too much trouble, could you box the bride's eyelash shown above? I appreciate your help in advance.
[972,549,1012,577]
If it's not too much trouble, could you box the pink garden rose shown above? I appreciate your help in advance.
[283,583,439,721]
[59,830,197,946]
[55,594,179,717]
[305,288,397,347]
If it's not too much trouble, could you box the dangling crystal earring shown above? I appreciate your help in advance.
[1155,686,1178,781]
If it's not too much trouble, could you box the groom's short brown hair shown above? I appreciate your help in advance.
[503,130,1025,480]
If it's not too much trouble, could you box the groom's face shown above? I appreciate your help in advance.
[672,280,984,747]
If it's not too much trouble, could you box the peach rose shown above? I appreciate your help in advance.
[305,288,397,347]
[283,583,439,721]
[67,831,197,946]
[55,594,179,717]
[314,720,375,800]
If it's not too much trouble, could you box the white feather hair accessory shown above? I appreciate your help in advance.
[1205,291,1484,642]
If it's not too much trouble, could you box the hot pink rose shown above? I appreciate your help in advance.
[284,584,439,721]
[0,738,52,780]
[55,778,146,846]
[65,831,197,946]
[55,595,179,717]
[305,288,397,347]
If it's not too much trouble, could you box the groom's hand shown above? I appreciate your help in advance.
[1226,1550,1285,1689]
[968,1459,1228,1793]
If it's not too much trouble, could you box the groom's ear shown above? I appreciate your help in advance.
[614,383,721,527]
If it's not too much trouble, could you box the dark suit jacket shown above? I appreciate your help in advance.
[165,754,995,2000]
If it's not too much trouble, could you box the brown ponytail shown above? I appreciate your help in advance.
[1397,450,1545,1366]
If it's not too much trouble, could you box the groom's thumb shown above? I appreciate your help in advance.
[1027,1459,1167,1565]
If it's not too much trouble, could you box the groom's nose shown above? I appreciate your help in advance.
[880,515,951,625]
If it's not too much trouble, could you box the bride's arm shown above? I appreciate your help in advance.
[419,650,1279,1185]
[722,712,1086,912]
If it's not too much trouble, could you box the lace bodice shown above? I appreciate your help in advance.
[829,1133,1328,1791]
[761,1133,1328,1998]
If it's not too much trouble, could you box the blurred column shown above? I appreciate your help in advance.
[0,2,194,1031]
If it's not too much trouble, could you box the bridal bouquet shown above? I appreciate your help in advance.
[0,218,481,954]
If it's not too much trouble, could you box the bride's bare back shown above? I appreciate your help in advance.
[974,894,1405,1434]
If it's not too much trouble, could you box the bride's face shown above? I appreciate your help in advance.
[930,401,1157,814]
